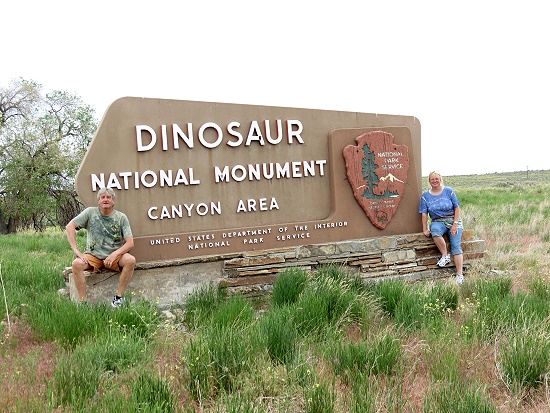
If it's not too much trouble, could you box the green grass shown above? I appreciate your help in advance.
[1,171,550,412]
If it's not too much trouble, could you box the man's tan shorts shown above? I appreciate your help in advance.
[84,254,122,272]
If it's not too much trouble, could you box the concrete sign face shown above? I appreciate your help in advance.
[76,98,422,263]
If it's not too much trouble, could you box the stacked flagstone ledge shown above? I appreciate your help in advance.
[63,231,486,305]
[220,230,486,293]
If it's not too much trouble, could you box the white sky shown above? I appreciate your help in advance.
[3,1,548,176]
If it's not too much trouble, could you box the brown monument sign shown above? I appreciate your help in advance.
[76,98,422,263]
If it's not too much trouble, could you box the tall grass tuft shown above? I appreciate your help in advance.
[527,274,550,300]
[292,271,367,338]
[184,334,211,400]
[327,330,402,382]
[108,298,160,339]
[497,321,550,391]
[272,267,309,307]
[184,323,257,397]
[51,330,150,407]
[303,380,336,413]
[258,306,298,365]
[182,293,259,399]
[315,264,369,297]
[25,293,159,347]
[219,390,268,413]
[182,282,225,328]
[26,293,104,346]
[210,293,255,330]
[348,372,377,413]
[424,380,496,413]
[463,276,549,341]
[130,369,176,412]
[372,280,459,332]
[0,235,68,320]
[371,279,405,317]
[52,345,104,407]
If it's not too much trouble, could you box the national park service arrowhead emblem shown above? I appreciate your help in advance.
[343,131,409,229]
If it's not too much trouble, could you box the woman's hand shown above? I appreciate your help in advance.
[423,229,431,237]
[451,223,458,236]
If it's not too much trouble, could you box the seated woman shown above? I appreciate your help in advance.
[419,171,464,284]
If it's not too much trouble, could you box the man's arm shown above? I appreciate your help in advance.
[66,221,88,263]
[105,237,134,258]
[104,237,134,267]
[116,237,134,257]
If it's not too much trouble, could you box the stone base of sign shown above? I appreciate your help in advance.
[63,231,486,308]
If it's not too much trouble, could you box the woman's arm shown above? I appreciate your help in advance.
[421,213,430,237]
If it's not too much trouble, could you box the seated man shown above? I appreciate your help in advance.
[66,187,136,307]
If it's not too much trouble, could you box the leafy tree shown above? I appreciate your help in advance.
[0,78,97,233]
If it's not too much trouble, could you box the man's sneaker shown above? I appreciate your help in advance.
[437,254,451,267]
[456,274,464,285]
[111,296,125,308]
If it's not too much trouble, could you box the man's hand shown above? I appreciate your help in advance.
[104,252,117,269]
[74,250,88,263]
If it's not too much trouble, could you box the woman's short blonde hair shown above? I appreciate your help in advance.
[428,171,443,183]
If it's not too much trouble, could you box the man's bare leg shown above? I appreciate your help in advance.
[71,259,92,301]
[116,253,136,297]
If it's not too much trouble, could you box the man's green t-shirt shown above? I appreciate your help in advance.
[72,207,133,259]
